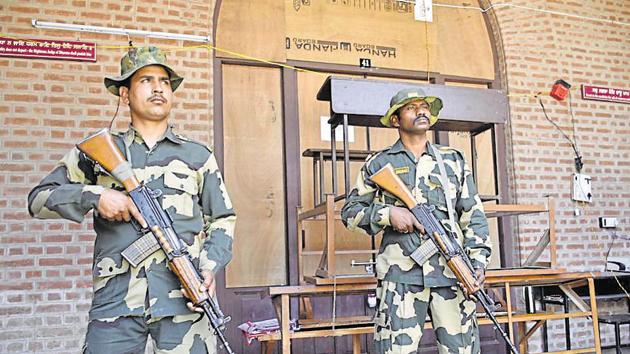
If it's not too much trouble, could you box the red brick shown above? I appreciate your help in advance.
[4,94,39,102]
[39,258,72,266]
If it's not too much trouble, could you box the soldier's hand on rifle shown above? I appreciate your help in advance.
[97,189,147,227]
[460,268,486,297]
[182,270,215,313]
[390,206,425,234]
[474,268,486,287]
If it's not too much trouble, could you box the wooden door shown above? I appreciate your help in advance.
[223,64,287,288]
[219,64,287,354]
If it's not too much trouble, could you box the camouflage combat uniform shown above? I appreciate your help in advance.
[341,139,491,354]
[28,125,236,353]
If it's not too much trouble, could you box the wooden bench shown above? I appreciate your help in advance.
[260,270,603,354]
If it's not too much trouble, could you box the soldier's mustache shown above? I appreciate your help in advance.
[413,114,429,124]
[149,94,167,102]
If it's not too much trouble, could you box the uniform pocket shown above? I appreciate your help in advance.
[162,169,199,217]
[91,256,130,304]
[163,170,199,196]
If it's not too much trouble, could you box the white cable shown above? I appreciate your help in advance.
[396,1,630,26]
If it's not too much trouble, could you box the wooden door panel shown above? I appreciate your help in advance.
[223,64,286,287]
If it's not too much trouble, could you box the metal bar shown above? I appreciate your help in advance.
[330,112,338,196]
[343,114,351,196]
[32,19,210,42]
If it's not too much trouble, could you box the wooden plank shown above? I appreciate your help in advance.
[352,334,361,354]
[588,277,602,354]
[484,203,548,218]
[216,0,286,62]
[485,267,565,279]
[300,315,372,329]
[523,229,550,267]
[484,270,607,287]
[269,283,375,295]
[304,275,377,285]
[285,0,494,78]
[290,326,374,339]
[302,250,378,256]
[291,270,599,292]
[257,311,594,342]
[506,282,514,344]
[558,284,590,313]
[281,294,290,353]
[435,0,494,79]
[223,64,286,287]
[519,319,546,345]
[297,215,304,284]
[298,202,328,221]
[540,349,596,354]
[492,311,592,323]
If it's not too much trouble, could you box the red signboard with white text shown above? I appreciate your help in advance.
[0,37,96,62]
[581,84,630,104]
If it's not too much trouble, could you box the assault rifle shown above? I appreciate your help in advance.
[77,129,235,354]
[370,163,519,354]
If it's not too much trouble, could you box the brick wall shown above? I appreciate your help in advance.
[0,0,215,352]
[486,0,630,350]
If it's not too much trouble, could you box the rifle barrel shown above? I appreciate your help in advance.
[476,292,519,354]
[203,304,235,354]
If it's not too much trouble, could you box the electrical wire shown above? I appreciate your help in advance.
[0,34,330,78]
[538,97,583,172]
[568,90,580,160]
[395,1,630,27]
[603,230,630,301]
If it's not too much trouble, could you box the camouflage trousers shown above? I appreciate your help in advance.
[83,313,217,354]
[374,281,480,354]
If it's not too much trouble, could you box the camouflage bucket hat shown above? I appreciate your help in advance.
[380,88,443,127]
[104,46,184,96]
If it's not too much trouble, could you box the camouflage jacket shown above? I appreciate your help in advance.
[341,139,490,287]
[28,125,236,320]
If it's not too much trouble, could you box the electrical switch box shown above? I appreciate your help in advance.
[599,217,618,228]
[572,173,592,203]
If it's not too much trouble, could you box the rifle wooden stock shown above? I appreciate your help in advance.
[77,129,140,191]
[370,164,417,209]
[447,255,481,295]
[150,226,209,305]
[171,257,210,304]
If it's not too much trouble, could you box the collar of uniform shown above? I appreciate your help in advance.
[163,125,184,145]
[425,141,440,160]
[123,124,183,146]
[387,139,435,161]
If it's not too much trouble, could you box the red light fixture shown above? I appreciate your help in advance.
[550,79,571,101]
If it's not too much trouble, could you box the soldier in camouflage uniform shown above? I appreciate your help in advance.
[28,46,236,354]
[341,88,491,354]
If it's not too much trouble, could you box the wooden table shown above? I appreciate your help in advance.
[262,269,602,354]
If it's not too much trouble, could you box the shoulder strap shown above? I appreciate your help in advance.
[429,144,457,231]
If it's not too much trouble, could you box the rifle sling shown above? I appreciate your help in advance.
[429,144,459,237]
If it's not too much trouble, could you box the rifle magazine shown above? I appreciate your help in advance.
[409,239,439,266]
[122,232,161,267]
